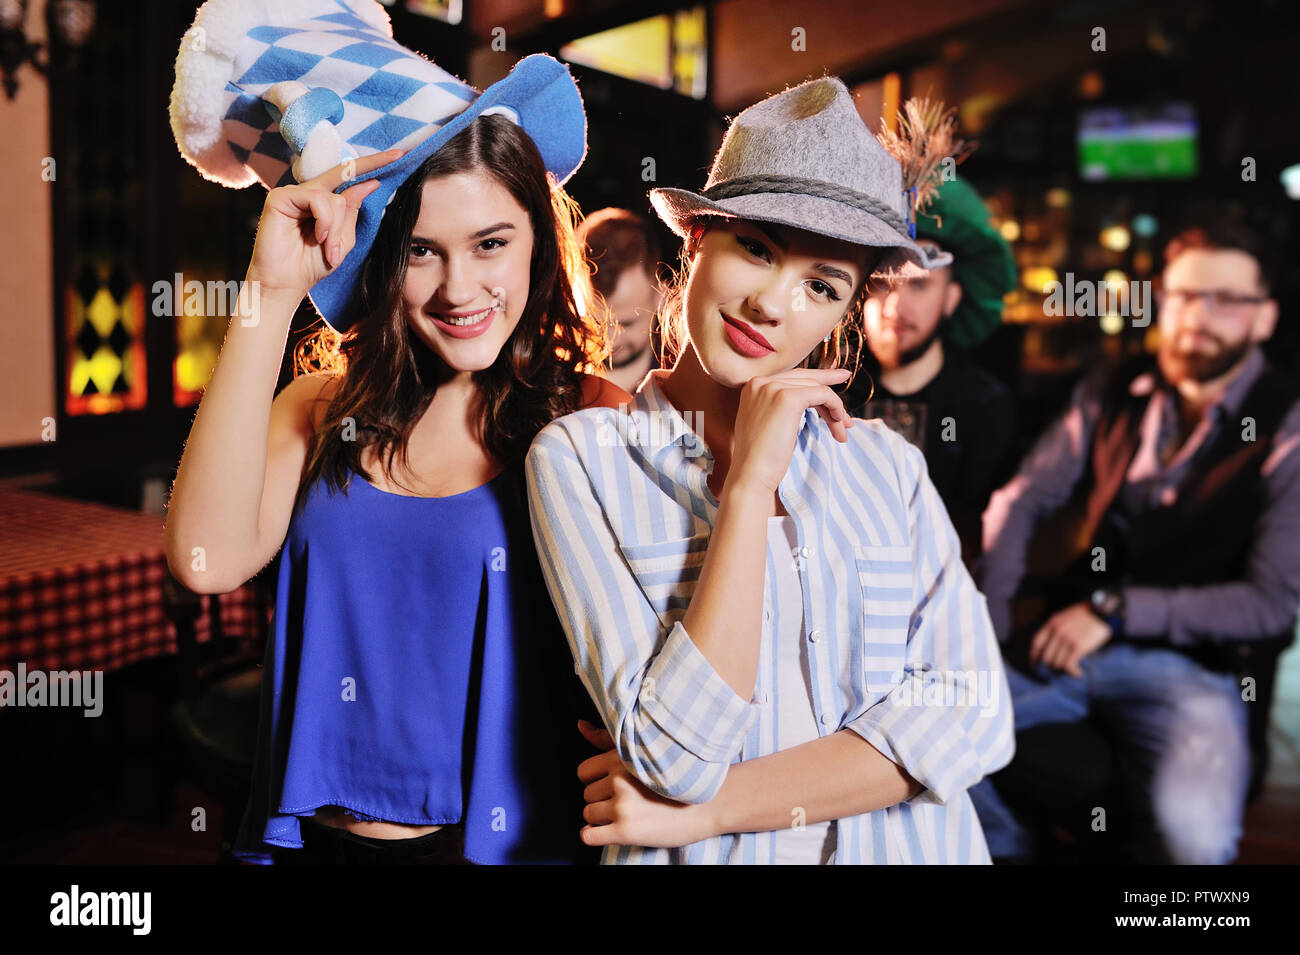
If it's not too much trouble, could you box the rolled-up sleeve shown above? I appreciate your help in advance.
[847,441,1016,806]
[525,420,755,804]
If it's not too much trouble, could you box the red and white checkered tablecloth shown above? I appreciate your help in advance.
[0,487,268,673]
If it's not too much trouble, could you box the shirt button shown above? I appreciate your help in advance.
[764,608,772,622]
[643,676,655,700]
[808,629,822,643]
[756,691,770,704]
[800,546,813,559]
[820,713,835,727]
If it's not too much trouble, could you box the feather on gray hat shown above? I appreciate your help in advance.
[650,76,953,274]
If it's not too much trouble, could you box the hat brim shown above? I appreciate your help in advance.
[649,187,953,275]
[309,54,587,331]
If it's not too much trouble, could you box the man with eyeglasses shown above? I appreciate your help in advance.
[968,221,1300,864]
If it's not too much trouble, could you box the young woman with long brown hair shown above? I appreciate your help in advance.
[166,2,626,864]
[526,79,1013,864]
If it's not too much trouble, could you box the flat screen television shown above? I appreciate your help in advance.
[1078,103,1198,181]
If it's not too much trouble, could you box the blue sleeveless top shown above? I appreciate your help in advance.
[233,465,593,865]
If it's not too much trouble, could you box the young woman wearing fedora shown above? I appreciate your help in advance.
[526,77,1014,864]
[165,0,626,865]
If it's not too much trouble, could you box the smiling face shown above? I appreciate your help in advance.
[682,219,870,387]
[399,170,534,378]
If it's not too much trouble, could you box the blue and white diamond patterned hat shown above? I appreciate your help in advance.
[169,0,587,331]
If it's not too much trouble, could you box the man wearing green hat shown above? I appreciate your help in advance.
[845,175,1018,562]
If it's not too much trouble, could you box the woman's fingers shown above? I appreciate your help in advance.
[580,824,615,846]
[583,800,615,826]
[815,404,850,443]
[300,190,332,247]
[765,371,853,423]
[311,180,378,271]
[302,147,405,193]
[787,384,853,441]
[576,718,614,751]
[583,776,615,805]
[291,149,403,269]
[766,367,854,385]
[274,187,338,247]
[576,749,619,783]
[339,175,381,209]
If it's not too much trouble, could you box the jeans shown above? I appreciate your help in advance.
[968,641,1252,864]
[270,816,476,865]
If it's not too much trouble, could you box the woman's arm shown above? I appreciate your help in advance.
[165,281,313,594]
[526,421,757,804]
[703,729,921,834]
[579,432,1012,848]
[578,723,920,847]
[165,152,394,594]
[677,370,854,697]
[527,370,854,800]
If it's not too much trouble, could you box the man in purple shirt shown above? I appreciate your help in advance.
[968,221,1300,864]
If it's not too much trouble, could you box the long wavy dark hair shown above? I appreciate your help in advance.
[656,218,883,396]
[293,113,608,507]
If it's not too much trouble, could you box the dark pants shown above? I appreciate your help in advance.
[271,816,475,865]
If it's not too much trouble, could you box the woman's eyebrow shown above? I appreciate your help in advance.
[752,222,788,251]
[409,221,517,244]
[747,222,852,286]
[469,221,516,239]
[812,263,854,286]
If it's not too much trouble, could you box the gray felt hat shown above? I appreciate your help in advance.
[649,76,952,274]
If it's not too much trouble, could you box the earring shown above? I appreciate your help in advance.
[823,332,832,343]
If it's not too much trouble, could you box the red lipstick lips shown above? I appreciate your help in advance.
[721,312,774,357]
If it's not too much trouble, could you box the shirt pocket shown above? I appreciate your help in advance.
[855,544,914,694]
[617,534,710,632]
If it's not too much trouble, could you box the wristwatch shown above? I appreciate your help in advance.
[1089,586,1125,635]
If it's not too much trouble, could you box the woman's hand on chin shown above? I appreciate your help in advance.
[729,367,854,493]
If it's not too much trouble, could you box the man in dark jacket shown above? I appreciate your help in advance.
[969,221,1299,864]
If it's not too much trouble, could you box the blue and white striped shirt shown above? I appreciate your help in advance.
[525,370,1014,864]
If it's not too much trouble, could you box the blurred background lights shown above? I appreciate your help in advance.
[1132,213,1159,237]
[1045,187,1072,208]
[1100,312,1125,335]
[1022,266,1058,293]
[1282,163,1300,200]
[1100,224,1131,251]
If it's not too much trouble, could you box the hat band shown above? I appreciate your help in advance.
[701,174,910,240]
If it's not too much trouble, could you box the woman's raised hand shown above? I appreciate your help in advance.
[730,368,855,495]
[245,147,405,299]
